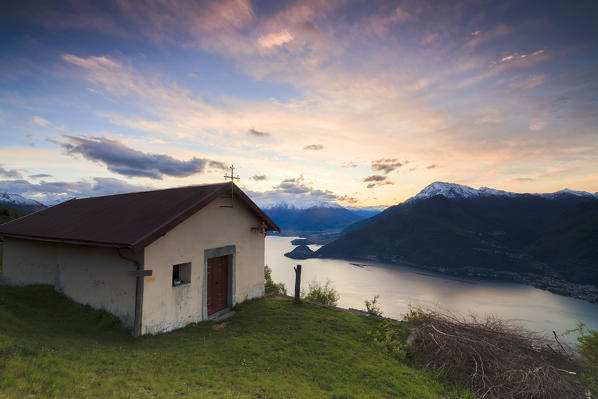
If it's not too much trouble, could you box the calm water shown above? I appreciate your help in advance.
[266,236,598,344]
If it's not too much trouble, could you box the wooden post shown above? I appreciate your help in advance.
[294,264,302,303]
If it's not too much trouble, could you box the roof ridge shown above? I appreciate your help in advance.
[67,182,229,202]
[0,182,279,250]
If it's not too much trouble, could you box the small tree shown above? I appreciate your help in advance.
[302,280,339,306]
[264,265,287,295]
[571,322,598,393]
[364,295,382,317]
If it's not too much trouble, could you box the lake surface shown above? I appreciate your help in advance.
[266,236,598,344]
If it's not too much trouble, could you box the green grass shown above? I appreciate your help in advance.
[0,286,471,398]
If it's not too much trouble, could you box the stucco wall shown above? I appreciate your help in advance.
[142,196,265,334]
[1,237,140,327]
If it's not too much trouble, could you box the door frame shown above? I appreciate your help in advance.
[203,245,236,319]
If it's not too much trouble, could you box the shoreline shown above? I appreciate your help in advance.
[286,250,598,304]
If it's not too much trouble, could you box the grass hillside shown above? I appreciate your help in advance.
[0,286,470,398]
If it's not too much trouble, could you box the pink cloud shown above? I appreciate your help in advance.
[258,29,294,49]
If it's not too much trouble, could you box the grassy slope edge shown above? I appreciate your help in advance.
[0,286,471,399]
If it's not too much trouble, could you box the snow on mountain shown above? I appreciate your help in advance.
[537,188,596,199]
[0,193,45,208]
[405,182,518,204]
[259,200,342,210]
[0,193,47,213]
[405,182,597,204]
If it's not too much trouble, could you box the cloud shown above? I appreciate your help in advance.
[341,161,359,168]
[258,29,294,49]
[0,177,152,203]
[61,135,226,179]
[295,21,321,37]
[272,176,311,194]
[371,158,403,174]
[363,174,395,189]
[393,7,410,23]
[248,128,270,137]
[62,54,120,69]
[425,164,438,169]
[421,33,440,45]
[465,25,512,49]
[336,195,358,205]
[363,175,386,182]
[509,74,549,90]
[366,181,394,189]
[0,166,23,179]
[251,175,267,181]
[304,144,324,151]
[528,121,545,131]
[246,175,343,208]
[29,173,53,179]
[31,115,50,127]
[500,49,545,64]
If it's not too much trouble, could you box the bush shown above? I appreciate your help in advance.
[368,320,411,360]
[264,265,287,295]
[364,295,382,317]
[570,322,598,393]
[302,280,339,306]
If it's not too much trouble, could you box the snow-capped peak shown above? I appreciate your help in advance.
[405,182,598,205]
[258,199,342,210]
[0,193,44,207]
[405,182,518,204]
[538,188,595,199]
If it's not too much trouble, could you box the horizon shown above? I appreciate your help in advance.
[1,1,597,207]
[2,179,597,210]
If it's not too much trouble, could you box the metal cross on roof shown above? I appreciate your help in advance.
[224,165,240,183]
[223,165,240,206]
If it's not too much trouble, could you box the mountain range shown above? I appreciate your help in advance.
[345,182,598,232]
[309,182,598,299]
[0,193,47,214]
[263,203,379,233]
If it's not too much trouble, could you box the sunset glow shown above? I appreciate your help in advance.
[1,1,597,207]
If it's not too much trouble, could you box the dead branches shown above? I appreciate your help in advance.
[405,307,588,398]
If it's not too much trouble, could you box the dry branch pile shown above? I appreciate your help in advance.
[405,308,589,399]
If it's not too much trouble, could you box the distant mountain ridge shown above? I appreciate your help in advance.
[345,181,598,232]
[314,182,598,301]
[0,193,46,214]
[264,203,374,233]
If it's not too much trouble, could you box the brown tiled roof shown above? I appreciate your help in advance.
[0,183,279,250]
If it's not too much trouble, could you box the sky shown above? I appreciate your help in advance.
[1,0,597,208]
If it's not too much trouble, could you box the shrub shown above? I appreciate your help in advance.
[368,320,411,360]
[364,295,382,317]
[264,265,287,295]
[302,280,339,306]
[569,322,598,393]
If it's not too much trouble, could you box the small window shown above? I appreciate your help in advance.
[172,262,191,286]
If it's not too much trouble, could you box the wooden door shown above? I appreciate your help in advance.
[207,255,229,315]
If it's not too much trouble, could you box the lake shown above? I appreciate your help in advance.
[266,235,598,344]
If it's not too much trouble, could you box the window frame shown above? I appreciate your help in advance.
[172,262,191,287]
